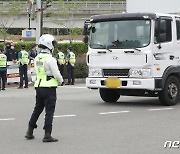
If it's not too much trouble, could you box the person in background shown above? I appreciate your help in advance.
[65,46,76,85]
[56,46,65,85]
[4,42,12,61]
[29,44,38,61]
[25,34,63,142]
[17,44,29,89]
[4,42,18,85]
[4,42,18,63]
[10,42,18,64]
[0,48,7,90]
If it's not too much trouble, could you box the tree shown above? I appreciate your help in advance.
[0,2,22,45]
[44,0,79,44]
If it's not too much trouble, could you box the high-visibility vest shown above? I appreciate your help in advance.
[0,53,7,68]
[21,50,29,64]
[66,52,76,66]
[34,53,58,88]
[57,52,65,65]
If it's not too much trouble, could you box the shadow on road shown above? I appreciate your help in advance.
[96,97,165,107]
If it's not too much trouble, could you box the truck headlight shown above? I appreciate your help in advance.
[88,68,102,77]
[129,68,151,78]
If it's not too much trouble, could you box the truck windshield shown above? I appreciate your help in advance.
[90,19,151,49]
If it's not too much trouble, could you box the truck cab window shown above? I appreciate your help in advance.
[154,18,172,43]
[176,19,180,40]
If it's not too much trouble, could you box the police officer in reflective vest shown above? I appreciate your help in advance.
[18,44,29,89]
[0,48,7,90]
[56,46,65,85]
[25,34,63,142]
[65,46,76,85]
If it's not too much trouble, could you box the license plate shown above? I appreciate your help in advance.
[105,78,121,88]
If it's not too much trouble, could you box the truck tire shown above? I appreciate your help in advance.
[159,76,180,106]
[99,88,120,102]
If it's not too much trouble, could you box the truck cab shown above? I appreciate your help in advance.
[84,13,180,106]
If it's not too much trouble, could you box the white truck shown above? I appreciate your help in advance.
[83,11,180,106]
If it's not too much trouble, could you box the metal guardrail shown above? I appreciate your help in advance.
[0,1,126,13]
[63,1,126,10]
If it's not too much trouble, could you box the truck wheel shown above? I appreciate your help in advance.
[99,88,120,102]
[159,76,180,106]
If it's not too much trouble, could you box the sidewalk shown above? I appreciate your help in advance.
[5,78,86,88]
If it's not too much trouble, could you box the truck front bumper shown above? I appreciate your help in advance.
[86,77,156,91]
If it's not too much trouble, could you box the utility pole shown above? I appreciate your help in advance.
[36,0,42,43]
[27,0,33,29]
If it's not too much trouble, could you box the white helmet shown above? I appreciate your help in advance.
[38,34,57,51]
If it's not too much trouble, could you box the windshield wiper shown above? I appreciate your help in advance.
[92,44,112,52]
[106,46,112,52]
[124,48,141,54]
[133,48,141,52]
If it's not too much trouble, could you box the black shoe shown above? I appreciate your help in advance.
[17,87,23,89]
[24,86,28,88]
[65,83,70,85]
[43,128,58,143]
[25,126,34,140]
[1,88,5,90]
[71,83,74,85]
[25,133,34,140]
[43,136,58,142]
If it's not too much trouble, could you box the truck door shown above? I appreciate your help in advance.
[153,17,174,77]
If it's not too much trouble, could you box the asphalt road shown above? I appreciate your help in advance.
[0,83,180,154]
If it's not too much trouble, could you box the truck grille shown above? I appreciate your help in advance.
[103,69,129,77]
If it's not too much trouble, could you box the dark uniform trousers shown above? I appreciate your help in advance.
[58,63,64,79]
[19,64,28,87]
[67,63,74,84]
[0,70,6,89]
[28,87,56,129]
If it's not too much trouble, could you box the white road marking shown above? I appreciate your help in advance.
[59,86,86,89]
[0,108,175,121]
[148,108,174,111]
[99,111,130,115]
[54,115,77,118]
[0,118,15,121]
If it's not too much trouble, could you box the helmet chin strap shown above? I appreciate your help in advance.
[50,47,54,53]
[49,49,52,53]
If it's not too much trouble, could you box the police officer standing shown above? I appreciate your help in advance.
[25,34,63,142]
[0,48,7,90]
[65,46,76,85]
[18,44,29,89]
[56,46,65,85]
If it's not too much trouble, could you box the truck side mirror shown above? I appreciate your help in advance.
[83,24,90,35]
[83,21,90,43]
[83,35,89,43]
